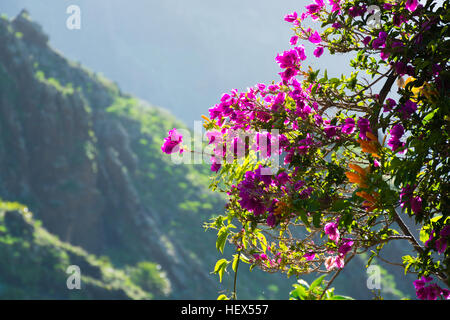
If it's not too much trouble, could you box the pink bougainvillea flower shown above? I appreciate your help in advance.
[399,184,414,207]
[308,31,322,44]
[290,35,299,46]
[372,31,387,50]
[348,5,367,17]
[266,213,276,227]
[161,128,183,154]
[279,68,298,82]
[334,255,345,269]
[276,49,300,69]
[295,45,307,61]
[210,156,222,173]
[399,184,423,214]
[325,255,345,271]
[405,0,419,12]
[357,117,372,140]
[435,237,447,254]
[341,117,355,134]
[306,3,321,15]
[328,0,341,13]
[374,159,381,168]
[206,130,222,145]
[303,252,316,261]
[324,222,340,243]
[411,196,422,214]
[388,123,405,152]
[325,256,335,271]
[362,36,371,46]
[414,276,450,300]
[324,125,339,139]
[338,239,354,256]
[313,46,324,58]
[380,50,390,60]
[284,11,298,23]
[383,98,397,112]
[399,100,417,119]
[440,225,450,238]
[332,22,341,29]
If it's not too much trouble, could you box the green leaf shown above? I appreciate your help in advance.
[313,212,322,228]
[290,284,307,300]
[329,77,340,85]
[422,108,438,125]
[216,226,228,253]
[306,199,320,212]
[213,259,229,283]
[257,233,267,253]
[297,279,310,289]
[420,226,430,243]
[331,199,349,211]
[298,209,311,228]
[309,275,326,291]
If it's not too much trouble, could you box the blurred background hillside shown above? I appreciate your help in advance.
[0,1,418,299]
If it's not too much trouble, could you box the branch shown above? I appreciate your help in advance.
[232,250,241,300]
[389,206,448,284]
[389,207,424,255]
[370,68,396,135]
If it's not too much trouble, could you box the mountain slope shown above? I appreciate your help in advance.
[0,200,167,299]
[0,10,417,300]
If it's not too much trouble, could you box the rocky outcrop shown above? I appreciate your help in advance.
[11,9,48,47]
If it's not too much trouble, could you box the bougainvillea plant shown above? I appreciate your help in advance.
[162,0,449,300]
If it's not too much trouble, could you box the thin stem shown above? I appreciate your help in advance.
[232,250,241,300]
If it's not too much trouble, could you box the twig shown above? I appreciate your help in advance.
[232,250,241,300]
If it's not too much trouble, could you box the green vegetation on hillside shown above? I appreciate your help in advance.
[0,200,169,299]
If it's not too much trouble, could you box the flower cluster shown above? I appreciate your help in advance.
[161,0,449,300]
[324,222,354,270]
[425,226,450,255]
[414,276,450,300]
[237,167,272,216]
[388,123,405,153]
[161,128,183,154]
[400,184,422,215]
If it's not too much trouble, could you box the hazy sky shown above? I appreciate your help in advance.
[0,1,346,124]
[0,0,412,126]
